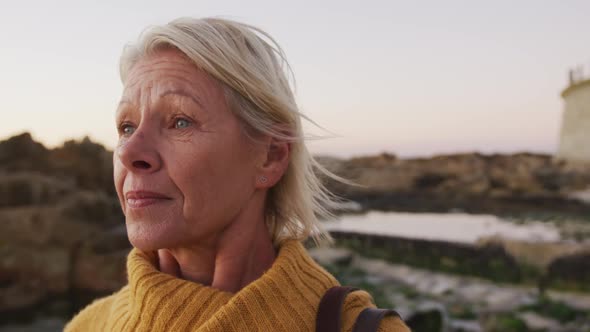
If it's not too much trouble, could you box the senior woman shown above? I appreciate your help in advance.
[65,17,409,332]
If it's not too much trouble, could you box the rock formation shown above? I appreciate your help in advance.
[319,152,590,218]
[0,133,127,324]
[1,132,590,329]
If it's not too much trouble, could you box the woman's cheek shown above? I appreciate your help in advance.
[113,160,126,207]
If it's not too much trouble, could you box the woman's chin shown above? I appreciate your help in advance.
[125,222,184,251]
[128,235,162,252]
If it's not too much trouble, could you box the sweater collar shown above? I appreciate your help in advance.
[126,240,339,331]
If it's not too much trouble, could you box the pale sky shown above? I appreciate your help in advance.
[1,0,589,157]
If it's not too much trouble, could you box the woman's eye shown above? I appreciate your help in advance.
[174,118,191,129]
[120,124,136,136]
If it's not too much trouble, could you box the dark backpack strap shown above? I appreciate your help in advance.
[352,308,401,332]
[316,286,359,332]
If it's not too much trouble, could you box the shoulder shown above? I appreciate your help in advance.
[341,290,410,332]
[64,286,129,332]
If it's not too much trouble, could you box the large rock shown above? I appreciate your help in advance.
[319,152,590,217]
[477,236,590,270]
[0,246,69,311]
[547,252,590,290]
[0,133,50,173]
[405,301,447,332]
[518,312,560,331]
[0,134,130,321]
[0,192,126,315]
[0,173,75,207]
[49,137,114,195]
[0,133,114,195]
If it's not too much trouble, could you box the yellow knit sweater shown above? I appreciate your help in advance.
[65,240,409,332]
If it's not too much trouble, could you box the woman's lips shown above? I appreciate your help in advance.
[126,197,168,208]
[125,190,172,208]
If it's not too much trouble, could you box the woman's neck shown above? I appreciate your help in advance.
[156,207,276,293]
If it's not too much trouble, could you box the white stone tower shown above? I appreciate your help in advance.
[557,66,590,162]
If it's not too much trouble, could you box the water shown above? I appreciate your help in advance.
[324,211,561,243]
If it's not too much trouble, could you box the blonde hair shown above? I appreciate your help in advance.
[120,17,344,245]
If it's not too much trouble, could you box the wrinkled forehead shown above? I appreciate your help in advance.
[119,50,224,108]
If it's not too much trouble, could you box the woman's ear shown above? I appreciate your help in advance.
[255,137,290,189]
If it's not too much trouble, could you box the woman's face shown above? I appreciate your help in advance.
[114,49,262,251]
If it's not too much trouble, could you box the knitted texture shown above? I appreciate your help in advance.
[65,240,409,332]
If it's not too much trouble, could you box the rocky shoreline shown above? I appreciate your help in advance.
[319,153,590,219]
[1,132,590,331]
[310,246,590,332]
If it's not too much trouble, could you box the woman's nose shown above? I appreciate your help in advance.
[116,130,162,174]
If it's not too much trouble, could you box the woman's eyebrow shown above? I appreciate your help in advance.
[158,89,205,109]
[115,89,205,117]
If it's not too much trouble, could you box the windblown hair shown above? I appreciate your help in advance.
[119,17,345,245]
